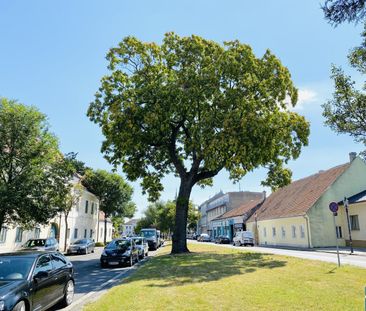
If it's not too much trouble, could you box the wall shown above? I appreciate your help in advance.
[97,220,113,243]
[308,158,366,247]
[247,216,309,247]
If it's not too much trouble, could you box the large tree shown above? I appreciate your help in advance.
[82,169,135,244]
[88,33,310,253]
[0,98,60,230]
[322,0,366,25]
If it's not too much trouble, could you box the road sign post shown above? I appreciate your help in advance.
[329,202,341,267]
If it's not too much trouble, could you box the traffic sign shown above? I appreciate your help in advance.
[329,202,339,213]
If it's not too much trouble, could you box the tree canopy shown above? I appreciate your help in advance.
[82,169,135,243]
[0,98,61,229]
[322,0,366,25]
[88,33,309,253]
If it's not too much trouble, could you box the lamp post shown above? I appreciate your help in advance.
[343,197,354,254]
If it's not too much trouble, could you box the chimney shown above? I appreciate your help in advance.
[349,152,357,163]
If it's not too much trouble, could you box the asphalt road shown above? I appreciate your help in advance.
[50,247,158,311]
[190,240,366,268]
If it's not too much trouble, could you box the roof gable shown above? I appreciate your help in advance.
[215,198,264,220]
[248,163,350,222]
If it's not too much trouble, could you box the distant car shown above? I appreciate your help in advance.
[198,233,211,242]
[140,228,160,250]
[21,237,59,252]
[233,231,254,246]
[0,251,74,311]
[132,237,149,259]
[67,239,95,255]
[100,238,139,268]
[214,235,231,244]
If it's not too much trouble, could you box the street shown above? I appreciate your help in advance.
[190,240,366,268]
[50,247,158,311]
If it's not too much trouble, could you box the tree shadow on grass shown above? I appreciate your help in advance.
[123,251,287,288]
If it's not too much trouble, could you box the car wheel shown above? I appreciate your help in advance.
[12,301,26,311]
[92,248,95,253]
[61,280,74,307]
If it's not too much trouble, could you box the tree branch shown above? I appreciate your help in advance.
[168,123,187,178]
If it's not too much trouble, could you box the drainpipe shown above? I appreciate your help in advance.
[304,214,312,248]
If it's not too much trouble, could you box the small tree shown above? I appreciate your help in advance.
[0,98,60,229]
[88,33,309,253]
[82,169,135,244]
[322,0,366,25]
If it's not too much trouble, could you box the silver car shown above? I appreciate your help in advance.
[67,238,95,255]
[22,237,59,251]
[132,237,149,259]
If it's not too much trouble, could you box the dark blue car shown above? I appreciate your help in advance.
[0,251,74,311]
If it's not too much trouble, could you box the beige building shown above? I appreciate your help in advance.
[96,211,113,243]
[247,155,366,248]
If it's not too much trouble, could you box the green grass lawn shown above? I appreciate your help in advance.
[84,242,366,311]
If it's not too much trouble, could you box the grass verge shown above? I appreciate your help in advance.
[83,242,366,310]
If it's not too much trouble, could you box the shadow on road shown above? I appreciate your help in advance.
[121,251,287,288]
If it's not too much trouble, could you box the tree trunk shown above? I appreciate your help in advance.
[64,213,69,252]
[104,216,107,245]
[171,178,193,254]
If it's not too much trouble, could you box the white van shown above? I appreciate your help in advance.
[233,231,254,246]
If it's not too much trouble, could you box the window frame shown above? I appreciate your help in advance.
[15,227,23,243]
[350,215,360,231]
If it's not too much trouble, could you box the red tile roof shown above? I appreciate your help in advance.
[247,163,350,222]
[215,198,264,220]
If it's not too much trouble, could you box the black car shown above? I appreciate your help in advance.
[100,238,139,268]
[214,235,231,244]
[67,239,95,255]
[0,251,74,311]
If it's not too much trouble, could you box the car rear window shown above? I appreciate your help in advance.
[0,257,34,280]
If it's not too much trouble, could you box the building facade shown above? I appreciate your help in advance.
[121,218,139,237]
[97,211,113,243]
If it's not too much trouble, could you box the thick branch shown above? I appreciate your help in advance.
[193,166,223,184]
[168,123,187,178]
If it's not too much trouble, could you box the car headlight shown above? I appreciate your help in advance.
[0,300,5,311]
[102,251,107,256]
[123,251,131,256]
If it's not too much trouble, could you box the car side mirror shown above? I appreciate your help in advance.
[34,271,49,280]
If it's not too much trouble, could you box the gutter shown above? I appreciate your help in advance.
[304,214,312,248]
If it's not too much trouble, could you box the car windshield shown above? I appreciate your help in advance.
[73,239,87,245]
[140,231,155,238]
[106,240,130,250]
[0,257,34,280]
[24,239,46,247]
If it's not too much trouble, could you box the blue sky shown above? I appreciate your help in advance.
[1,1,365,217]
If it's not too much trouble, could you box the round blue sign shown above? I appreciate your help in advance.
[329,202,339,213]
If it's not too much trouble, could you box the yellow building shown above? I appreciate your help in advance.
[247,155,366,248]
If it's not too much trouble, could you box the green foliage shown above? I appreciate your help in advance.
[323,26,366,146]
[322,0,366,26]
[95,242,105,247]
[111,215,124,237]
[88,32,309,200]
[0,98,61,229]
[82,169,135,218]
[136,200,199,234]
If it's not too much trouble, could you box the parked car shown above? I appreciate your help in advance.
[67,239,95,255]
[198,233,211,242]
[0,251,74,311]
[214,235,231,244]
[132,237,149,259]
[100,238,139,268]
[21,237,59,252]
[233,231,255,246]
[140,228,160,250]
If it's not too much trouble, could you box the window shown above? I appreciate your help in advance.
[91,202,94,214]
[100,228,103,238]
[350,215,360,230]
[291,225,296,238]
[272,227,276,237]
[263,227,267,237]
[15,227,23,243]
[67,228,70,239]
[74,228,78,239]
[336,226,343,239]
[34,228,41,239]
[51,253,67,270]
[85,200,89,214]
[34,255,52,275]
[300,225,305,239]
[0,227,7,243]
[84,229,87,238]
[281,227,286,238]
[90,229,93,238]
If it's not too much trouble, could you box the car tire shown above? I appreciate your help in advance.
[12,300,26,311]
[92,248,95,253]
[61,280,74,307]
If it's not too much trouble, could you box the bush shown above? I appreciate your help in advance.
[95,242,105,247]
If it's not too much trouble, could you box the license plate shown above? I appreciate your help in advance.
[109,261,119,265]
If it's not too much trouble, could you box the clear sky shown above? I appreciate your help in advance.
[1,1,365,217]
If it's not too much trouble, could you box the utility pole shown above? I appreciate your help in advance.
[343,197,354,254]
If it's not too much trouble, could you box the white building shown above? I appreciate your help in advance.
[121,218,139,237]
[96,211,113,243]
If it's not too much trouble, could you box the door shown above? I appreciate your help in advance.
[51,253,68,300]
[31,255,56,310]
